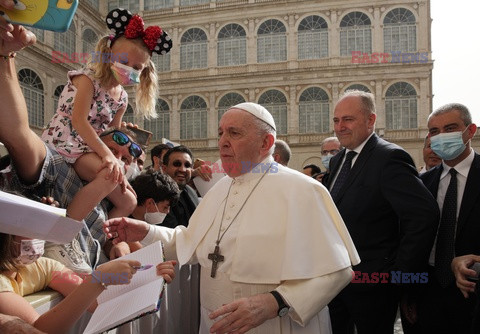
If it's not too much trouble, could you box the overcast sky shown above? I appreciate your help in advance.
[431,1,480,123]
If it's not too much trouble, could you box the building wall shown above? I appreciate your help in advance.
[15,0,479,172]
[142,0,435,169]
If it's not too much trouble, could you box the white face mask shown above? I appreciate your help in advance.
[125,162,140,181]
[144,202,167,225]
[14,239,45,265]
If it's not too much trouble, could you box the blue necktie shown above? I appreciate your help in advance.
[330,151,357,200]
[435,168,458,288]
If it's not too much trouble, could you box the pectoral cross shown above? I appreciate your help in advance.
[208,245,224,278]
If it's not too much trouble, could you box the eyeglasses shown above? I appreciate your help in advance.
[321,149,340,155]
[102,130,142,158]
[172,160,192,168]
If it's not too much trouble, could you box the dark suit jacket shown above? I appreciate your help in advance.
[420,152,480,258]
[162,185,200,229]
[326,134,439,276]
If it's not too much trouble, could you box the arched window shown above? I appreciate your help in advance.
[18,69,44,127]
[123,104,135,124]
[108,0,138,12]
[299,87,330,133]
[345,84,371,93]
[145,0,174,10]
[298,15,328,59]
[180,96,207,139]
[82,28,98,54]
[217,24,247,66]
[384,8,416,53]
[54,23,76,55]
[258,90,287,134]
[180,28,208,70]
[217,93,245,124]
[53,85,64,111]
[152,53,171,72]
[257,19,287,63]
[385,82,417,129]
[145,99,170,141]
[180,0,209,5]
[340,12,371,56]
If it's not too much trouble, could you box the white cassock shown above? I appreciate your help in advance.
[141,156,360,333]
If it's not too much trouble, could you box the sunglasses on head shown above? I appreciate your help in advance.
[102,130,142,158]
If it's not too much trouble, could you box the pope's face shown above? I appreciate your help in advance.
[218,109,266,178]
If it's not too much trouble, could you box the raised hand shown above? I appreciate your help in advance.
[0,1,36,55]
[103,217,150,244]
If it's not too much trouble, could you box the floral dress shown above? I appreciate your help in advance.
[41,68,128,163]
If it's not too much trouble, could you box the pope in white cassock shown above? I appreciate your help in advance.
[104,102,360,334]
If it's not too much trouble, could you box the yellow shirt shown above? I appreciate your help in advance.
[0,257,65,296]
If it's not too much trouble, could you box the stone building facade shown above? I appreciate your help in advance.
[11,0,479,171]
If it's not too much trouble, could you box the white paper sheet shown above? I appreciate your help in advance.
[0,190,83,243]
[193,159,227,197]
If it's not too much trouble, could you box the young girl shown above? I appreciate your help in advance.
[42,8,172,218]
[0,233,176,334]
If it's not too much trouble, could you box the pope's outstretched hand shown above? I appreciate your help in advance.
[103,217,150,244]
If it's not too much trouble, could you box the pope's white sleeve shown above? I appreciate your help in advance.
[140,224,179,261]
[276,267,353,326]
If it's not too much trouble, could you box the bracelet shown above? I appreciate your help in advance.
[1,52,16,60]
[91,271,108,290]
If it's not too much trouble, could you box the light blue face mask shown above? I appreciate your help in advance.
[321,154,334,170]
[430,127,469,161]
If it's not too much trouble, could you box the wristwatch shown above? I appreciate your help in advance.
[270,290,290,317]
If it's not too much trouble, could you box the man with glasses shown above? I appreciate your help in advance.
[0,38,140,269]
[162,145,200,229]
[321,136,342,172]
[86,126,144,261]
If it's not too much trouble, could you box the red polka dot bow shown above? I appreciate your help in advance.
[106,8,172,55]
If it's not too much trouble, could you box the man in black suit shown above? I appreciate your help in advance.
[326,90,439,334]
[162,145,200,228]
[410,103,479,334]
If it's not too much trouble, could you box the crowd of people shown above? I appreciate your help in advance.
[0,1,479,334]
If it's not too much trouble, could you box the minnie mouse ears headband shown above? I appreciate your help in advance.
[106,8,172,55]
